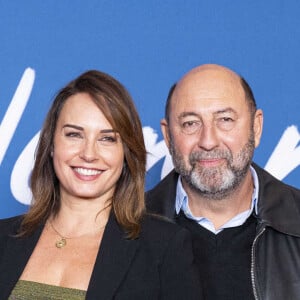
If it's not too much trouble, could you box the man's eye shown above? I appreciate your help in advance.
[182,121,199,128]
[220,117,234,122]
[217,117,235,131]
[181,121,201,134]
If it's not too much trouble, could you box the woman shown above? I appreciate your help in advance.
[0,70,202,299]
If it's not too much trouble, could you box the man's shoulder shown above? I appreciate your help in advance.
[140,213,191,249]
[142,213,177,233]
[146,169,179,197]
[253,163,300,235]
[145,170,179,218]
[253,163,300,197]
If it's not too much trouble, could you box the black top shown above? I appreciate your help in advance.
[177,211,256,300]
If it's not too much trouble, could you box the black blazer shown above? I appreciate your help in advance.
[0,213,203,299]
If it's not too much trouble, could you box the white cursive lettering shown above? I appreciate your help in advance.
[264,125,300,180]
[0,68,35,165]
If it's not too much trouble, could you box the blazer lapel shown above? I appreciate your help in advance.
[0,223,43,300]
[86,213,139,300]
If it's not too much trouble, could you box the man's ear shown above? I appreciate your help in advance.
[253,109,263,148]
[160,118,171,150]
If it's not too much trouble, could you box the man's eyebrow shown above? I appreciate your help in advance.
[62,124,116,133]
[178,112,200,119]
[177,108,237,119]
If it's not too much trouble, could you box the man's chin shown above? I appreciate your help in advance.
[190,181,236,200]
[189,170,236,194]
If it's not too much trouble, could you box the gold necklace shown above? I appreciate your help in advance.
[48,221,106,249]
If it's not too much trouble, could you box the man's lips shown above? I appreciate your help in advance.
[196,158,224,166]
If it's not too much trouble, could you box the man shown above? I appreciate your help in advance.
[146,64,300,300]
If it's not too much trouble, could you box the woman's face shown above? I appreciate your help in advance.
[52,92,124,203]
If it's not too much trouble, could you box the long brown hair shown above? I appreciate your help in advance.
[21,70,146,239]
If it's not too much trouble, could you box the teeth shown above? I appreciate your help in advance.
[74,168,102,176]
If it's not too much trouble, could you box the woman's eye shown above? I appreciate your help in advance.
[99,135,117,143]
[65,131,82,138]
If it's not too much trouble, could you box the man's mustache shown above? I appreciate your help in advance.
[189,150,232,164]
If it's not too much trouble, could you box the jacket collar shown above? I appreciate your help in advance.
[253,163,300,236]
[0,218,43,300]
[146,169,178,219]
[147,164,300,237]
[86,212,139,299]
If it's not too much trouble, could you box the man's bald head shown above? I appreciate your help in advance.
[164,64,256,122]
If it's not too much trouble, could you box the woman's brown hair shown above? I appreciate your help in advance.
[21,70,146,239]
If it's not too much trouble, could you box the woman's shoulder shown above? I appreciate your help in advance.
[0,215,23,235]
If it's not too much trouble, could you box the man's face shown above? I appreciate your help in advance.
[162,66,262,199]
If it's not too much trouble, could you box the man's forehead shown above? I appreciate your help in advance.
[171,67,245,108]
[177,106,237,119]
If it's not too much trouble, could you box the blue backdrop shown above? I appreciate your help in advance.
[1,1,299,218]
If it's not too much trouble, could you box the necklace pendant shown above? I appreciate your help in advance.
[55,238,67,249]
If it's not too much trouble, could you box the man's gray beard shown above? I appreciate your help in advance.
[169,133,255,200]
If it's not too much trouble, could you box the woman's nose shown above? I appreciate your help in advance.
[79,140,98,162]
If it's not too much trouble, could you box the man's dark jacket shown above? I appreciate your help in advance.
[146,163,300,300]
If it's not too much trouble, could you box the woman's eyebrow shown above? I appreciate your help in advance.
[62,124,83,130]
[62,124,116,133]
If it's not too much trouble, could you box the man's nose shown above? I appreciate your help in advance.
[196,124,219,151]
